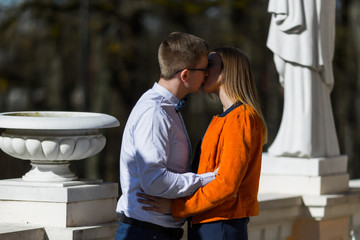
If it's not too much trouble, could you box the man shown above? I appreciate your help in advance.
[115,32,216,240]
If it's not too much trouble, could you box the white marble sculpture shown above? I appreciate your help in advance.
[267,0,340,157]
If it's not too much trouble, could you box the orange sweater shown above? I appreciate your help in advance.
[171,105,263,224]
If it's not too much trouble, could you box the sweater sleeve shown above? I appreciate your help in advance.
[171,109,261,219]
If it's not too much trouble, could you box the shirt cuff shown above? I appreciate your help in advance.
[199,172,215,186]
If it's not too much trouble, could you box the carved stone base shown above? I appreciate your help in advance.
[0,179,118,227]
[260,173,349,195]
[22,162,77,182]
[260,153,349,195]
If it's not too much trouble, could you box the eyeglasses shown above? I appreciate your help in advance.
[175,68,208,74]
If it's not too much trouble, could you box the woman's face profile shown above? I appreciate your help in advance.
[202,52,222,93]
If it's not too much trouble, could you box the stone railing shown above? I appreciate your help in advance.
[249,182,360,240]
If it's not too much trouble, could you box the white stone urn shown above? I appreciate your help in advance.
[0,111,119,182]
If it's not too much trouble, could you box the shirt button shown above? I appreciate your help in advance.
[233,194,237,198]
[153,236,157,239]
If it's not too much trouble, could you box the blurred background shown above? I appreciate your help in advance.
[0,0,359,183]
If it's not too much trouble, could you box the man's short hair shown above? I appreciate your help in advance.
[158,32,209,80]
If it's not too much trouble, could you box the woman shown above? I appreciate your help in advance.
[138,47,267,240]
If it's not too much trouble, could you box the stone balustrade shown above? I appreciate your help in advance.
[1,182,360,240]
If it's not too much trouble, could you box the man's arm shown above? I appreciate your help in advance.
[134,106,214,199]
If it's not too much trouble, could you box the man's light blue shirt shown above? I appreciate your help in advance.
[116,83,214,228]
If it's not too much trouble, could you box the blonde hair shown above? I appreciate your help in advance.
[158,32,209,79]
[214,47,268,144]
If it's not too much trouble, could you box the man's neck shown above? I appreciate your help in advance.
[158,78,187,100]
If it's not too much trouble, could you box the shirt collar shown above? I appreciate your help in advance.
[219,102,243,117]
[152,82,179,105]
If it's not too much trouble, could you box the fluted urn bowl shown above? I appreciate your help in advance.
[0,111,119,182]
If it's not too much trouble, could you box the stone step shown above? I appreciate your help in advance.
[0,224,45,240]
[0,222,118,240]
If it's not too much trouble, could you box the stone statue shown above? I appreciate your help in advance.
[266,0,340,157]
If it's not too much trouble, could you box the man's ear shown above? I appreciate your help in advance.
[180,69,189,84]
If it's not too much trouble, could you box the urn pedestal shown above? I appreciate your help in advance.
[0,111,120,240]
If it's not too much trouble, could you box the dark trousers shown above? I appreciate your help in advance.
[115,222,182,240]
[188,217,250,240]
